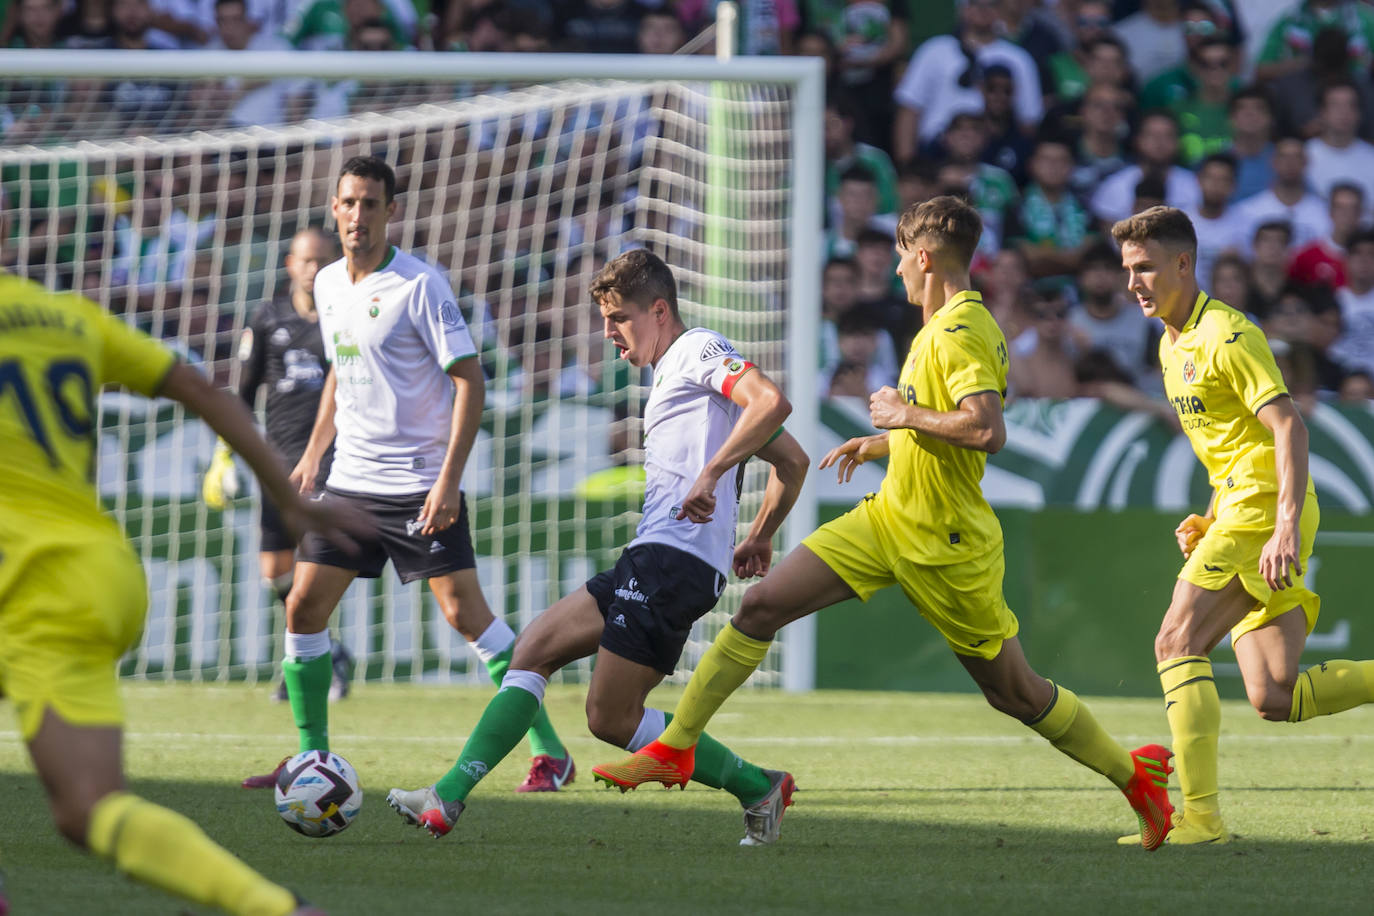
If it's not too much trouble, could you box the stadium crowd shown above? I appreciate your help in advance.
[3,0,1374,411]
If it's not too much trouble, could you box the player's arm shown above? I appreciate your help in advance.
[158,362,366,551]
[420,355,484,536]
[1256,394,1309,589]
[291,365,338,494]
[734,429,810,578]
[678,368,792,524]
[818,432,890,483]
[868,387,1006,453]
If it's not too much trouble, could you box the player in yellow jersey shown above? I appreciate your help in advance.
[1113,206,1374,845]
[0,269,369,915]
[594,196,1176,850]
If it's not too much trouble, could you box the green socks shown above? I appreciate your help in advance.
[283,652,332,753]
[484,647,566,759]
[435,680,541,803]
[665,712,773,804]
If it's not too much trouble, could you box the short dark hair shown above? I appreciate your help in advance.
[337,155,396,203]
[1253,220,1294,246]
[1110,205,1198,255]
[856,226,895,247]
[1319,78,1361,110]
[1330,181,1365,205]
[824,256,858,276]
[1197,151,1238,175]
[895,195,982,269]
[589,248,679,317]
[1228,83,1273,115]
[1347,228,1374,254]
[838,164,877,186]
[1080,237,1121,270]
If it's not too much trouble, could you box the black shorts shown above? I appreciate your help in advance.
[298,487,476,584]
[257,450,330,553]
[585,543,726,676]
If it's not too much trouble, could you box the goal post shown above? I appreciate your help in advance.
[0,49,822,690]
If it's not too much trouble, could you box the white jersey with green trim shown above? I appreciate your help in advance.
[315,247,477,495]
[631,327,757,576]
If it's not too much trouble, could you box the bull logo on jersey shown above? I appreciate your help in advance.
[1182,358,1196,384]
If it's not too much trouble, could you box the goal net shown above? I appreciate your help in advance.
[0,51,821,690]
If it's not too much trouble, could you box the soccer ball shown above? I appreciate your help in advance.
[274,750,362,838]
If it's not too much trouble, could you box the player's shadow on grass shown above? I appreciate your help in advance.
[2,771,1372,916]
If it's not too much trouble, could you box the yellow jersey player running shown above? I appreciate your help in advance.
[0,270,368,913]
[1112,206,1374,845]
[594,195,1176,850]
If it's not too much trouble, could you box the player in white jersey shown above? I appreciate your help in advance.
[386,248,811,845]
[243,156,572,792]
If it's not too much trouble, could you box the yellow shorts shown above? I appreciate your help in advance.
[803,495,1018,659]
[1179,490,1321,643]
[0,535,147,740]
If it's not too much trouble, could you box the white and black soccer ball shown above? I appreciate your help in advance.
[274,750,362,838]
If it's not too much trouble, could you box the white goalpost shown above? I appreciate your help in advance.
[0,49,822,691]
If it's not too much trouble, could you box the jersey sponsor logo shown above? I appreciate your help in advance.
[238,328,254,361]
[698,337,736,362]
[439,300,462,329]
[277,349,325,394]
[1170,394,1206,416]
[1224,332,1242,344]
[613,576,648,605]
[270,327,292,347]
[332,330,363,365]
[1182,359,1196,384]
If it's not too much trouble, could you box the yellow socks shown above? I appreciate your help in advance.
[1159,656,1221,820]
[1026,683,1134,788]
[1289,660,1374,722]
[88,792,297,916]
[659,623,772,751]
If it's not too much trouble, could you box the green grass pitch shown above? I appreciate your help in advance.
[2,684,1372,915]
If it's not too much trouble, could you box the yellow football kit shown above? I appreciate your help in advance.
[804,290,1017,658]
[0,273,177,738]
[1160,291,1320,639]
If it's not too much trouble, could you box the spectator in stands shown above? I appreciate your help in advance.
[853,227,917,354]
[813,0,908,152]
[1331,229,1374,378]
[1290,182,1364,289]
[1008,286,1080,399]
[998,0,1065,74]
[1007,133,1091,279]
[1267,26,1374,142]
[637,8,683,54]
[1070,238,1156,389]
[1210,251,1254,317]
[59,0,112,47]
[1234,136,1332,251]
[147,0,211,48]
[934,109,1018,261]
[1162,36,1237,166]
[190,0,299,129]
[1067,82,1131,202]
[10,0,60,47]
[828,307,897,397]
[1113,0,1185,84]
[1089,109,1200,225]
[1305,81,1374,210]
[680,0,798,55]
[1339,370,1374,401]
[1138,3,1233,111]
[447,0,513,52]
[1225,84,1276,202]
[1182,151,1247,287]
[981,246,1033,345]
[1043,1,1114,103]
[1042,33,1134,137]
[555,0,643,53]
[109,167,213,318]
[825,91,899,222]
[896,159,940,211]
[1256,0,1374,83]
[1264,286,1346,398]
[891,0,1042,165]
[1131,172,1168,214]
[980,63,1031,182]
[825,164,893,259]
[827,360,872,398]
[1248,220,1295,320]
[1,0,67,142]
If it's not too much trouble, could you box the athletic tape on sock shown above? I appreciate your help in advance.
[285,630,331,663]
[627,707,667,752]
[471,618,517,663]
[500,669,547,705]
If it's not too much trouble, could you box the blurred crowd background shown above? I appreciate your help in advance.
[3,0,1374,416]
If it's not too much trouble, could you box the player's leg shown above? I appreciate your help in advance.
[658,545,856,751]
[387,587,604,836]
[428,568,570,784]
[1151,574,1258,842]
[28,711,306,916]
[281,561,357,753]
[259,548,296,703]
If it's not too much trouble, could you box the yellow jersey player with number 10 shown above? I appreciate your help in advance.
[0,269,361,915]
[595,196,1177,851]
[1114,205,1374,847]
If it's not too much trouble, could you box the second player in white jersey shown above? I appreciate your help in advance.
[314,247,477,495]
[634,326,757,575]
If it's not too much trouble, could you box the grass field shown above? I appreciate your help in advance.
[3,684,1373,915]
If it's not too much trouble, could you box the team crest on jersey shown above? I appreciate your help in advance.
[722,357,746,374]
[699,337,735,362]
[1182,358,1196,384]
[237,328,254,361]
